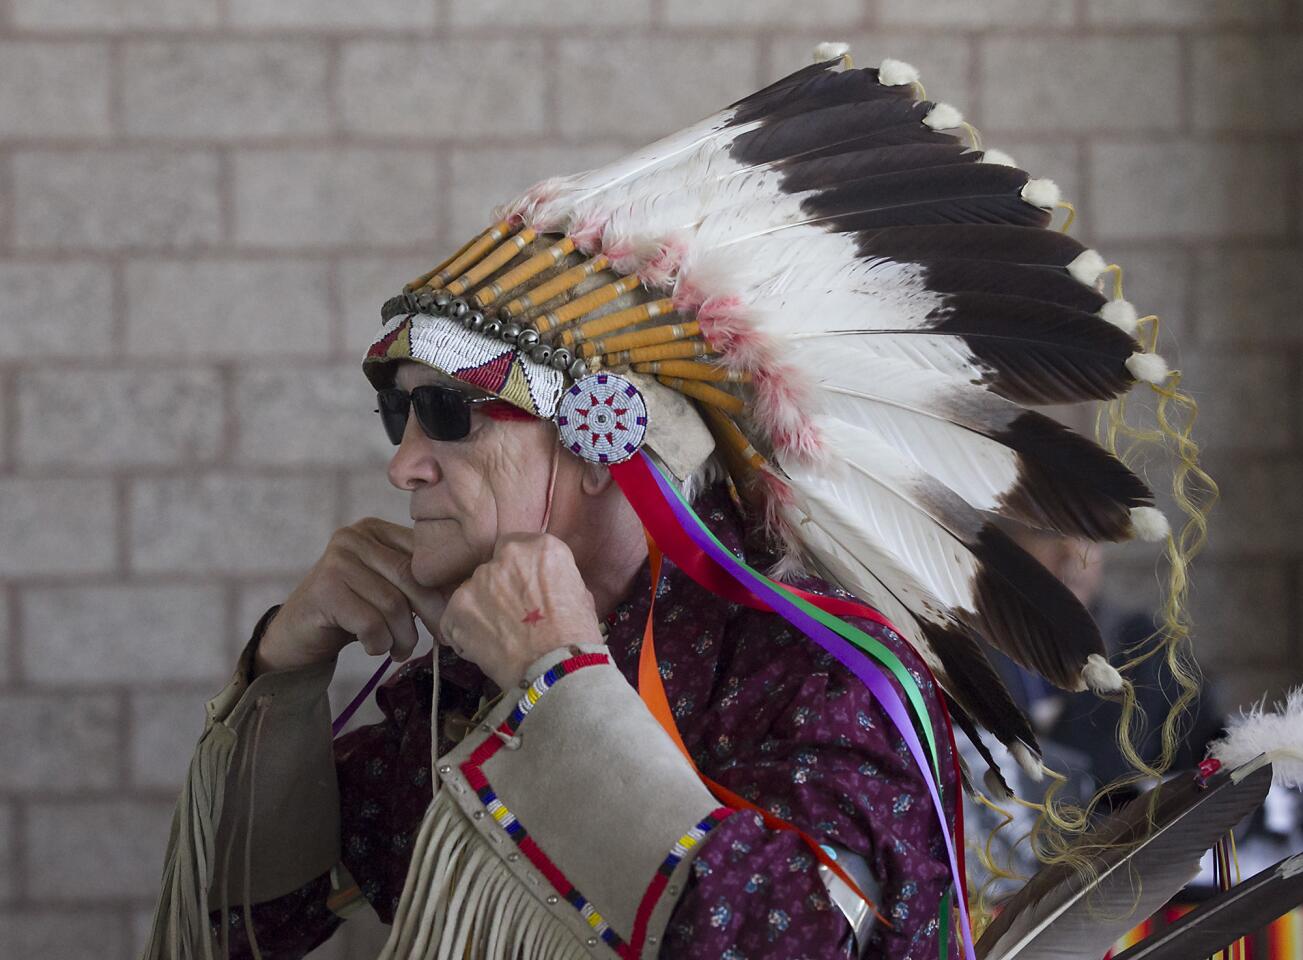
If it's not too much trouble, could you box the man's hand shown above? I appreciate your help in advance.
[439,533,603,691]
[255,518,448,676]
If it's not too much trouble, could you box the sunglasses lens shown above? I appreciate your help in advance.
[376,389,410,445]
[411,385,472,441]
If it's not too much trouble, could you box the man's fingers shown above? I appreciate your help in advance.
[331,581,402,659]
[341,562,420,662]
[347,536,448,629]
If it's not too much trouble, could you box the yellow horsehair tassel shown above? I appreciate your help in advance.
[558,299,676,348]
[579,320,701,358]
[412,220,515,291]
[655,375,745,415]
[472,238,575,308]
[632,360,751,383]
[499,256,610,319]
[534,275,642,335]
[444,228,538,297]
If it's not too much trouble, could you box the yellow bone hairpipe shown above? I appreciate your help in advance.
[534,274,642,335]
[445,228,538,297]
[655,375,745,415]
[472,238,575,308]
[420,220,516,291]
[632,360,751,383]
[558,299,675,347]
[600,340,713,366]
[499,256,609,319]
[578,320,701,358]
[699,403,766,471]
[404,228,485,293]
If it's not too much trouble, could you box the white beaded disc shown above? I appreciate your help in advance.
[555,373,648,464]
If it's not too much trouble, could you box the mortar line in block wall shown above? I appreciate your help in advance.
[216,146,235,248]
[114,475,130,575]
[107,36,125,137]
[215,361,237,465]
[540,32,560,145]
[6,581,20,685]
[116,686,133,789]
[1176,32,1193,135]
[0,149,11,253]
[109,254,127,358]
[10,799,26,908]
[1,367,15,474]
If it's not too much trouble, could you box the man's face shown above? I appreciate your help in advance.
[387,360,558,589]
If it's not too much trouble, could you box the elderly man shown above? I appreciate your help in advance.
[143,45,1193,960]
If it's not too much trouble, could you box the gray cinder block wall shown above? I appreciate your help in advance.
[0,1,1299,956]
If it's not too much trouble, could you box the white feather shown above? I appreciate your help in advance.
[1209,687,1303,788]
[803,350,1024,514]
[778,418,984,615]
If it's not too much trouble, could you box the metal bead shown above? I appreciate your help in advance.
[501,322,521,341]
[412,291,435,313]
[546,894,559,905]
[472,810,485,820]
[548,348,572,371]
[483,319,503,338]
[667,885,679,896]
[467,311,487,332]
[437,764,451,775]
[567,357,589,379]
[529,343,553,365]
[586,938,598,947]
[648,937,658,945]
[516,327,540,349]
[448,298,470,320]
[432,291,452,314]
[507,852,519,863]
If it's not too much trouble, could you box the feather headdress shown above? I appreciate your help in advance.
[363,47,1177,786]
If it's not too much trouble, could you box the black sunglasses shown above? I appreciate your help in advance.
[374,385,498,445]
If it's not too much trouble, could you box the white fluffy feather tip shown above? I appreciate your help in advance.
[1100,298,1140,335]
[1067,248,1107,287]
[923,102,964,130]
[878,57,919,87]
[1209,687,1303,789]
[1021,177,1061,210]
[1082,653,1124,695]
[1126,351,1170,385]
[980,148,1018,167]
[1129,506,1170,542]
[1011,742,1045,782]
[814,41,851,62]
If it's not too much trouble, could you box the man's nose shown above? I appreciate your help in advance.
[387,411,441,490]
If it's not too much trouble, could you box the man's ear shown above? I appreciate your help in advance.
[579,461,615,496]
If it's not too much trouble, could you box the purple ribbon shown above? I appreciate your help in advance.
[642,457,976,959]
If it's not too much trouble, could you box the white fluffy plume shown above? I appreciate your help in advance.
[1208,687,1303,788]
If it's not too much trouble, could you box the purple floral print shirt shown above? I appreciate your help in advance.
[215,485,959,959]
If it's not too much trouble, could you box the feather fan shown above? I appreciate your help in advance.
[1109,853,1303,960]
[974,762,1275,960]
